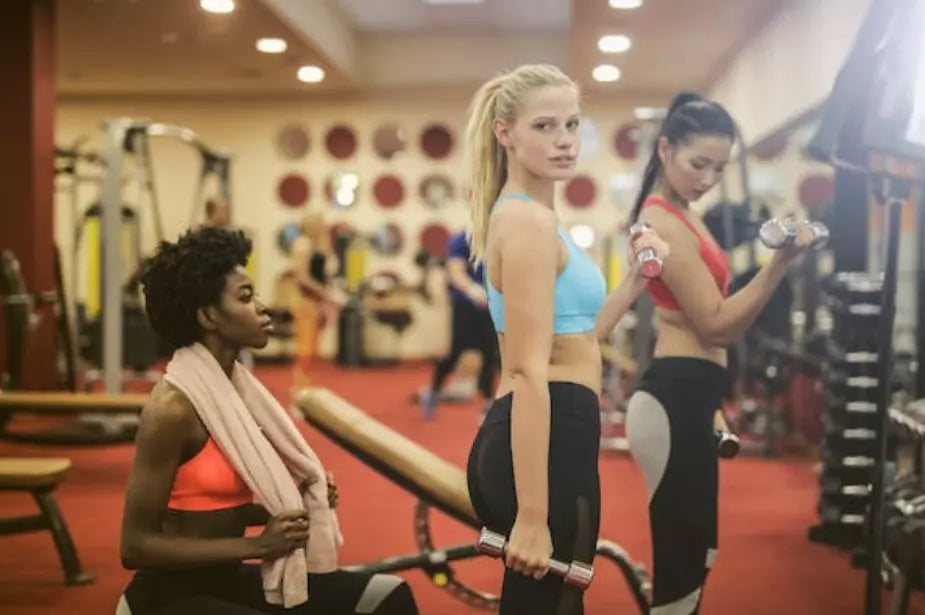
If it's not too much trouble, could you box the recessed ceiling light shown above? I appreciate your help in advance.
[598,35,632,54]
[634,107,666,121]
[422,0,485,4]
[297,65,325,83]
[592,64,621,83]
[609,0,643,9]
[256,37,287,54]
[200,0,235,15]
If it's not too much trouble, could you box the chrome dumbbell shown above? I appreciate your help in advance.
[476,528,595,589]
[628,222,663,278]
[715,430,741,459]
[758,219,829,250]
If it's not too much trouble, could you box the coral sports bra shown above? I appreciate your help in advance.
[168,437,252,511]
[642,196,730,311]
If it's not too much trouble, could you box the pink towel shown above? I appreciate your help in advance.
[164,343,342,608]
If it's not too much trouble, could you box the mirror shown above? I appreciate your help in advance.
[613,123,640,160]
[373,124,407,160]
[373,175,405,209]
[277,124,310,160]
[419,174,454,209]
[325,125,358,160]
[369,222,404,255]
[277,174,310,208]
[325,172,360,209]
[420,124,454,159]
[564,174,596,209]
[419,223,451,258]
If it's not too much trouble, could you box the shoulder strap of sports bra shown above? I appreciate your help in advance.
[491,192,532,212]
[642,197,702,238]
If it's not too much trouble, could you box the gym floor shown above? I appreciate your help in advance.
[1,361,920,614]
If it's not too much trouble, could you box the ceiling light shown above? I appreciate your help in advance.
[598,34,632,53]
[200,0,235,15]
[256,37,287,54]
[592,64,621,83]
[609,0,643,9]
[634,106,666,121]
[297,65,325,83]
[422,0,485,4]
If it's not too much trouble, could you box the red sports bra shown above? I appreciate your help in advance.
[168,437,252,511]
[642,197,730,311]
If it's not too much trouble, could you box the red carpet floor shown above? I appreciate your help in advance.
[1,361,922,614]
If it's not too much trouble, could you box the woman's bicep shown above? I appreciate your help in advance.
[642,211,723,340]
[498,215,558,376]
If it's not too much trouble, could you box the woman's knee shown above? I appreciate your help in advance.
[365,576,418,614]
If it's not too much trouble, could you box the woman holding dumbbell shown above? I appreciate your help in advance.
[623,92,818,614]
[463,64,667,615]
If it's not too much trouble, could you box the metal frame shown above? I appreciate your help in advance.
[0,484,94,586]
[98,118,232,392]
[341,501,652,613]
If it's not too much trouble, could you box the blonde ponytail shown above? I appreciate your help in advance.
[462,64,576,263]
[464,76,506,263]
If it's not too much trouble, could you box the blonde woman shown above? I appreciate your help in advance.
[463,65,667,614]
[289,211,345,388]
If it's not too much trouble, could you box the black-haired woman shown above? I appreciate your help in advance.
[624,92,816,614]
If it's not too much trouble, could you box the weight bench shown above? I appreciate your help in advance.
[0,391,148,445]
[294,388,651,613]
[0,457,93,585]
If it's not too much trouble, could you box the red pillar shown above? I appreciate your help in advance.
[0,0,57,390]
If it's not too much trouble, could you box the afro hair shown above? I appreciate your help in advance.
[140,227,252,351]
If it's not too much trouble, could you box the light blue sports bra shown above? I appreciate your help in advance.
[485,193,607,335]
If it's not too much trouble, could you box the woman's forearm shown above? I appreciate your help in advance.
[707,255,789,346]
[595,273,646,341]
[122,533,265,570]
[509,372,550,521]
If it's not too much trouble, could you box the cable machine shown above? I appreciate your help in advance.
[94,118,231,395]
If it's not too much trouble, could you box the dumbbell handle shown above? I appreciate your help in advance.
[476,528,594,588]
[759,219,829,250]
[628,222,662,279]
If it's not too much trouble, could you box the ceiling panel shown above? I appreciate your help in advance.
[335,0,571,34]
[572,0,787,100]
[57,0,350,96]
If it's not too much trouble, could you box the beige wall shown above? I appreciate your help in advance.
[55,92,646,358]
[710,0,873,145]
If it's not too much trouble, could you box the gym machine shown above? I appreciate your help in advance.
[96,118,232,394]
[806,0,925,612]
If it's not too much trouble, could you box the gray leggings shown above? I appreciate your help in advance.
[627,357,726,615]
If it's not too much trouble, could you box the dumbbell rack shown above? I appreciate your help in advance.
[880,400,925,615]
[809,272,887,550]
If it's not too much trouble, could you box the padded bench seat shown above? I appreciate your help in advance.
[296,387,477,526]
[0,391,148,414]
[0,457,71,489]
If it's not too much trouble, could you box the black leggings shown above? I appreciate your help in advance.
[123,564,418,614]
[626,357,727,615]
[431,299,498,398]
[466,382,601,615]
